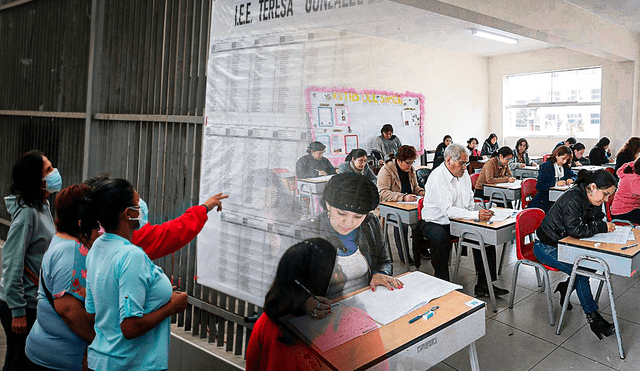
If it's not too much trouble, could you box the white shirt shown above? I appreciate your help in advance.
[421,164,478,225]
[553,162,564,180]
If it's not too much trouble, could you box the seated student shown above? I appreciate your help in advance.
[534,169,617,340]
[377,145,424,263]
[570,142,590,167]
[433,135,451,168]
[528,145,576,213]
[510,138,536,170]
[474,146,515,200]
[467,137,482,161]
[480,133,499,157]
[615,137,640,172]
[420,144,508,296]
[589,137,613,166]
[553,137,576,150]
[338,148,377,184]
[610,157,640,224]
[296,141,336,179]
[371,123,402,164]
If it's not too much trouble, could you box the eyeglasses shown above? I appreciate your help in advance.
[402,160,416,165]
[458,161,470,167]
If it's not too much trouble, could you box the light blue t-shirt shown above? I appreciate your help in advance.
[25,236,89,371]
[85,233,173,371]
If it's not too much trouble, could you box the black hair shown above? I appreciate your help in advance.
[380,124,394,134]
[492,146,513,158]
[264,238,336,345]
[467,137,478,145]
[617,137,640,157]
[322,173,379,214]
[575,169,617,189]
[486,133,497,143]
[515,138,529,154]
[565,137,577,145]
[596,137,610,147]
[83,172,111,188]
[79,178,135,241]
[623,157,640,176]
[306,141,326,154]
[442,135,452,142]
[345,148,368,162]
[571,142,586,153]
[548,145,573,163]
[10,150,47,211]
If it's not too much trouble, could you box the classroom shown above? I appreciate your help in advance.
[1,0,639,370]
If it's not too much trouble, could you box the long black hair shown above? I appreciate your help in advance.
[575,169,617,189]
[491,146,513,158]
[623,158,640,176]
[345,148,367,162]
[596,137,610,147]
[79,178,135,241]
[10,150,47,211]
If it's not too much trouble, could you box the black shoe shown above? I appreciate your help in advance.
[474,284,509,297]
[586,311,615,340]
[554,279,573,311]
[421,249,431,259]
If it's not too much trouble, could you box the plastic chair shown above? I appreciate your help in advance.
[416,168,431,189]
[605,167,615,176]
[542,153,551,162]
[508,208,558,325]
[470,173,484,206]
[604,190,615,222]
[520,178,537,209]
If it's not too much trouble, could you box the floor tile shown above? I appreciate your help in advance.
[602,286,640,325]
[530,347,618,371]
[442,318,556,371]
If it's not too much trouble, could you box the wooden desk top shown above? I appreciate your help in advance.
[559,228,640,257]
[379,201,419,211]
[289,279,482,371]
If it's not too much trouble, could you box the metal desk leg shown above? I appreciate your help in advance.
[497,241,511,276]
[468,342,481,371]
[385,210,411,271]
[460,230,497,313]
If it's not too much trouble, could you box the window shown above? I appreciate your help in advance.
[503,67,602,139]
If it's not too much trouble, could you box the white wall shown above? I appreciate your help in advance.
[488,47,636,156]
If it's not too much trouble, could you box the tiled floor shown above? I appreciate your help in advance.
[390,240,640,371]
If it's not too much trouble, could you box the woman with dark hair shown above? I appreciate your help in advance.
[589,137,612,166]
[571,142,590,167]
[80,179,188,371]
[302,173,400,297]
[296,141,336,179]
[615,137,640,172]
[245,238,336,371]
[0,150,57,371]
[534,169,617,339]
[338,148,377,184]
[377,145,424,202]
[433,135,452,168]
[371,124,402,163]
[480,133,499,157]
[610,157,640,224]
[467,137,482,161]
[510,138,536,170]
[25,184,97,371]
[474,146,515,199]
[528,145,577,212]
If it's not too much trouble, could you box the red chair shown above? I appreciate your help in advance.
[508,208,557,326]
[520,178,537,209]
[542,153,551,162]
[470,173,484,205]
[605,167,615,176]
[604,190,615,222]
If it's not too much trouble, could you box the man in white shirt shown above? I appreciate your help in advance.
[421,144,509,297]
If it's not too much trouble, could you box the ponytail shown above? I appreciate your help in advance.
[575,169,616,189]
[345,148,367,163]
[623,158,640,175]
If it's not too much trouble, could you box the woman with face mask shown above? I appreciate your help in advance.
[0,150,58,371]
[78,179,189,371]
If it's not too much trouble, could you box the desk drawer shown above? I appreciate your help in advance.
[557,244,638,278]
[450,222,515,246]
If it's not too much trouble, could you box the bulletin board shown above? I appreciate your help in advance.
[306,87,424,165]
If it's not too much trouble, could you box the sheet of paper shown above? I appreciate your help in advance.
[489,208,518,222]
[339,272,461,325]
[494,179,522,188]
[308,174,334,182]
[581,226,635,244]
[553,185,571,190]
[287,302,380,352]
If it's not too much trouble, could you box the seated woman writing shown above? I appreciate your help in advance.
[528,145,576,213]
[302,173,401,299]
[534,169,617,339]
[338,148,377,184]
[474,146,515,200]
[570,143,590,167]
[610,157,640,224]
[510,138,537,170]
[296,141,336,179]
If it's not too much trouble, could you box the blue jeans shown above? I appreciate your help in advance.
[533,240,598,314]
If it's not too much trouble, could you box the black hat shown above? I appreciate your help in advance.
[307,141,326,153]
[322,173,379,214]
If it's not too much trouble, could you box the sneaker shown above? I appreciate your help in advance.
[474,284,509,297]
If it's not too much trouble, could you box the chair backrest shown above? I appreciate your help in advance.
[520,178,537,209]
[542,153,551,162]
[604,189,615,222]
[470,172,480,190]
[416,168,432,189]
[515,208,545,262]
[418,197,424,219]
[605,167,615,176]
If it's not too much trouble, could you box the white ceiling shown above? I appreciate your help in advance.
[336,0,640,58]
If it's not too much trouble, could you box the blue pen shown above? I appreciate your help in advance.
[408,306,439,324]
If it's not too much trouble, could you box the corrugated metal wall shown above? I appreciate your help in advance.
[0,0,252,362]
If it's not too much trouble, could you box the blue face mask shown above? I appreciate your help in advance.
[42,168,63,193]
[128,199,149,229]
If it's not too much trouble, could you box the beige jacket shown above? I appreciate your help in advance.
[474,157,512,190]
[377,160,424,202]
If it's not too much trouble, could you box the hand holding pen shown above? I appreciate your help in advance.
[295,279,332,319]
[478,203,494,222]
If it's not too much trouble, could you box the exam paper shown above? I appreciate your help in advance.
[396,196,423,205]
[287,302,380,352]
[494,179,522,188]
[581,226,635,244]
[339,271,462,325]
[489,208,519,222]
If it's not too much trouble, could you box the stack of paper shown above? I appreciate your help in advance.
[488,208,519,222]
[494,179,522,188]
[581,226,635,244]
[338,272,462,325]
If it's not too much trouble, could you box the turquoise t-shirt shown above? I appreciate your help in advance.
[25,236,89,371]
[85,233,173,371]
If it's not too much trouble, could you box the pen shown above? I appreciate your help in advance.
[408,306,439,324]
[621,243,638,251]
[294,279,320,303]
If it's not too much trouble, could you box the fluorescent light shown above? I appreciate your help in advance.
[471,29,518,45]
